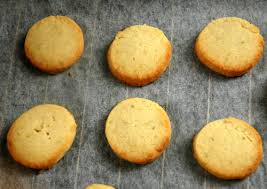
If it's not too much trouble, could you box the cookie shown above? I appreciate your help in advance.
[105,98,171,164]
[195,17,264,77]
[85,184,115,189]
[7,104,77,169]
[193,117,263,179]
[107,25,172,86]
[25,16,84,74]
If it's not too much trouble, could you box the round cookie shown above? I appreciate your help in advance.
[25,16,84,74]
[7,104,77,169]
[193,117,263,179]
[105,98,171,164]
[195,17,264,77]
[85,184,115,189]
[107,25,172,86]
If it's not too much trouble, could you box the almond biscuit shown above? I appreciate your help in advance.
[195,17,264,76]
[25,16,84,74]
[107,25,172,86]
[105,98,171,164]
[193,117,263,179]
[7,104,77,169]
[85,184,115,189]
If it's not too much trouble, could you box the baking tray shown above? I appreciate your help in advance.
[0,0,266,188]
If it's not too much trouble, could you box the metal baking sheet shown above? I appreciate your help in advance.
[0,0,266,188]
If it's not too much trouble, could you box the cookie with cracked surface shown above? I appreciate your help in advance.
[7,104,77,169]
[105,98,171,164]
[25,16,84,74]
[107,25,172,86]
[195,17,264,76]
[193,117,263,179]
[85,184,115,189]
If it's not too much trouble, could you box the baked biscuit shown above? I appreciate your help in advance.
[105,98,171,164]
[7,104,77,169]
[193,117,263,179]
[107,25,172,86]
[195,17,264,76]
[85,184,115,189]
[25,16,84,74]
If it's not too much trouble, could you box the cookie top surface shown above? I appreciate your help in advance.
[25,16,84,74]
[105,98,171,164]
[193,117,263,179]
[7,104,77,169]
[85,184,115,189]
[195,17,264,76]
[107,25,172,86]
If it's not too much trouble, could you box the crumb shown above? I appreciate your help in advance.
[68,72,73,77]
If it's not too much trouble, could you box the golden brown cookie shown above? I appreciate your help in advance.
[25,16,84,74]
[193,117,263,179]
[85,184,115,189]
[7,104,77,169]
[195,17,264,76]
[105,98,171,164]
[107,25,172,86]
